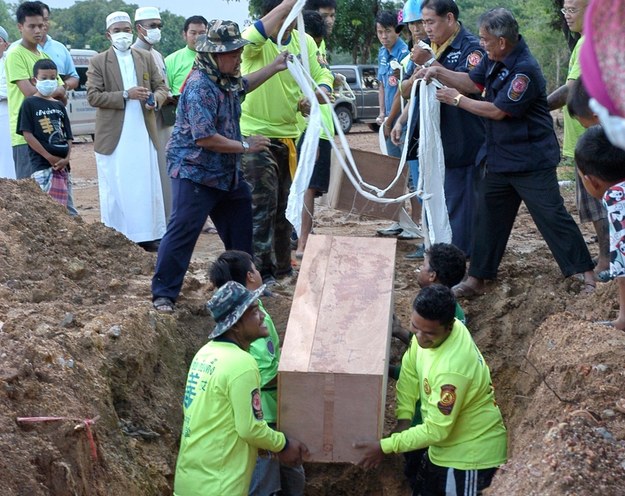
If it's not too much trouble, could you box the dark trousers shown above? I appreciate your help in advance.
[444,165,475,257]
[241,141,293,280]
[151,177,253,301]
[419,453,498,496]
[469,166,594,280]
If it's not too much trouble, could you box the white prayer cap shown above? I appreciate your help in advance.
[0,26,8,43]
[135,7,161,22]
[106,11,132,29]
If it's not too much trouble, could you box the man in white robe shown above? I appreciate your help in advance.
[132,6,174,221]
[86,11,168,251]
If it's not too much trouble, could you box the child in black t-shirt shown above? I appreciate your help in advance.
[17,59,73,206]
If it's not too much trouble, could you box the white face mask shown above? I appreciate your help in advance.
[590,99,625,152]
[144,27,161,45]
[110,32,133,51]
[36,79,58,96]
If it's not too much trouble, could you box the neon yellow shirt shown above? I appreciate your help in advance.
[174,340,286,496]
[562,36,586,158]
[248,300,280,423]
[164,46,196,96]
[318,39,334,140]
[240,22,334,138]
[5,44,60,146]
[384,319,507,470]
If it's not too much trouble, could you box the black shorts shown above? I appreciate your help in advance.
[298,133,332,196]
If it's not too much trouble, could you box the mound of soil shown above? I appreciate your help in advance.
[1,131,624,495]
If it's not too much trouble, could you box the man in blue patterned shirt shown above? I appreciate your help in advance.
[151,20,289,313]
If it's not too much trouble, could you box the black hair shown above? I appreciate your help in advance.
[209,250,254,288]
[567,78,594,120]
[33,58,57,77]
[305,0,337,9]
[478,8,519,44]
[261,0,283,17]
[426,243,466,288]
[183,15,208,32]
[575,126,625,182]
[412,284,456,326]
[420,0,459,20]
[302,10,327,40]
[375,10,398,29]
[16,1,44,24]
[34,1,50,15]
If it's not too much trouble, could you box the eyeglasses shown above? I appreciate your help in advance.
[560,7,580,14]
[141,23,163,29]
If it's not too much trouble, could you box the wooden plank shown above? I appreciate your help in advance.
[278,234,395,462]
[325,148,407,221]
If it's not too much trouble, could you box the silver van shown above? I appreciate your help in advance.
[67,48,97,137]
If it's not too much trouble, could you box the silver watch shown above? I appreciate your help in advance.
[424,57,436,68]
[241,140,250,153]
[123,90,129,100]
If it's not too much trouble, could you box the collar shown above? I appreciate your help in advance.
[133,37,152,51]
[501,35,527,71]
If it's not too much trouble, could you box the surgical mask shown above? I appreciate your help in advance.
[144,27,161,45]
[36,79,58,96]
[111,32,133,52]
[590,99,625,152]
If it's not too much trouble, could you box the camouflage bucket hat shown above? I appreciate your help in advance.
[196,19,252,53]
[206,281,265,339]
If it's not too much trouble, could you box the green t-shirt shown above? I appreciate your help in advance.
[5,44,59,146]
[164,46,196,96]
[562,36,586,158]
[318,39,335,140]
[240,23,334,138]
[174,340,285,496]
[248,300,280,423]
[385,319,507,470]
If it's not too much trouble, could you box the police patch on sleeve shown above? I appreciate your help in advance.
[437,384,457,415]
[466,50,483,70]
[508,74,530,102]
[251,388,264,420]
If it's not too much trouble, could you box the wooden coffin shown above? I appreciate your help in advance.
[277,234,395,463]
[324,148,407,221]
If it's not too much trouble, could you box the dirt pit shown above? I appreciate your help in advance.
[1,125,625,495]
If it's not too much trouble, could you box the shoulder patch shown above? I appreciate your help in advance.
[466,50,483,70]
[437,384,457,415]
[251,388,264,420]
[423,378,431,395]
[508,74,530,102]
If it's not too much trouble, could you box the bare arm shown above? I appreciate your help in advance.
[377,83,385,122]
[63,76,80,91]
[195,134,270,154]
[22,130,69,170]
[257,0,298,39]
[422,65,481,95]
[547,79,574,111]
[16,79,37,98]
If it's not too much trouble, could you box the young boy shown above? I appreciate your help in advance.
[575,126,625,330]
[208,250,305,495]
[17,59,72,206]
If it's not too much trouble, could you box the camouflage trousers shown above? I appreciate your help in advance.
[240,140,293,280]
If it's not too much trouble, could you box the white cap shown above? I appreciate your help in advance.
[135,7,161,22]
[106,11,132,29]
[0,26,8,43]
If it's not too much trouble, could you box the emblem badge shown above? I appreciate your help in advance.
[251,388,263,420]
[437,384,457,415]
[423,378,431,395]
[467,50,483,70]
[508,74,530,102]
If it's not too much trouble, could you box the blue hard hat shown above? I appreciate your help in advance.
[403,0,423,23]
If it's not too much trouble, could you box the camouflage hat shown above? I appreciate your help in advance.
[196,19,251,53]
[206,281,265,339]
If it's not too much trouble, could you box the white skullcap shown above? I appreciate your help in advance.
[0,26,8,42]
[106,11,132,29]
[135,7,161,22]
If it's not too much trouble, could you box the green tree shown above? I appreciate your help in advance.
[0,0,19,42]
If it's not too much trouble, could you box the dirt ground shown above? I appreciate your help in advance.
[1,123,625,495]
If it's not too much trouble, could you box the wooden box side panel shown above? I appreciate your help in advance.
[278,372,384,464]
[326,148,406,221]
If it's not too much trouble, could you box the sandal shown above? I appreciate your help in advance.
[596,270,614,283]
[153,297,175,313]
[452,282,483,299]
[581,281,596,295]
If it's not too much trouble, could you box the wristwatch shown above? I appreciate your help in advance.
[453,94,463,107]
[241,140,250,153]
[122,90,129,100]
[423,57,436,68]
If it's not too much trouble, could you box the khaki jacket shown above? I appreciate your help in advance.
[87,47,168,155]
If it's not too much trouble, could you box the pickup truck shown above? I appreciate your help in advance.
[330,64,380,133]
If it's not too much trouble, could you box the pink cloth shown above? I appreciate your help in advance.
[580,0,625,117]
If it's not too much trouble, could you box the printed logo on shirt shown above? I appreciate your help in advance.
[466,50,483,70]
[445,50,461,66]
[389,75,398,87]
[437,384,457,415]
[252,388,264,420]
[266,339,275,356]
[507,74,530,102]
[423,378,431,395]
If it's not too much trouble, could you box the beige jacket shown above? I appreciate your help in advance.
[87,47,168,155]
